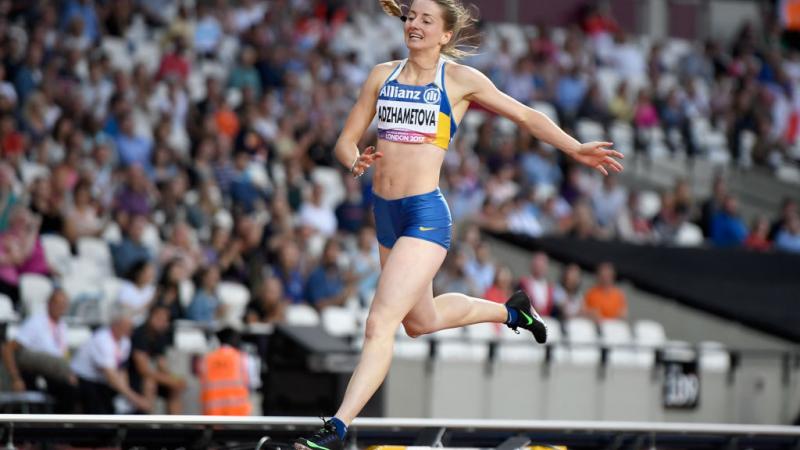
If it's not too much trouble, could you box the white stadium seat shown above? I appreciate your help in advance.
[542,317,563,344]
[311,167,346,210]
[547,318,601,420]
[77,237,114,277]
[600,320,655,421]
[464,322,499,342]
[216,281,250,327]
[675,222,705,247]
[576,119,606,143]
[102,222,122,244]
[20,274,53,317]
[101,277,123,320]
[430,339,490,418]
[61,275,105,324]
[69,257,104,283]
[600,319,633,347]
[6,323,19,341]
[41,235,72,275]
[140,223,162,256]
[179,279,195,308]
[386,339,430,417]
[174,326,209,354]
[638,190,662,220]
[0,294,18,322]
[66,325,92,350]
[285,304,320,327]
[634,320,667,348]
[565,317,601,364]
[694,341,733,422]
[321,306,358,338]
[490,321,547,419]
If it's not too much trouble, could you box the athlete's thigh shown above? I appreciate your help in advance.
[379,242,437,331]
[401,279,436,332]
[378,244,390,268]
[368,237,447,323]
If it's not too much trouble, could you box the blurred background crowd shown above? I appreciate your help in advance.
[0,0,798,414]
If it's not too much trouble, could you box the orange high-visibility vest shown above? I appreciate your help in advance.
[783,0,800,30]
[200,346,252,416]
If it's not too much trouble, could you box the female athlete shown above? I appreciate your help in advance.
[294,1,623,448]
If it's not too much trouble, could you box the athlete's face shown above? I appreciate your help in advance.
[404,0,453,53]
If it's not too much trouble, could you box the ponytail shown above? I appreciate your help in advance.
[379,0,405,19]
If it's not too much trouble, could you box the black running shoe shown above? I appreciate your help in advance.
[505,290,548,344]
[294,420,343,450]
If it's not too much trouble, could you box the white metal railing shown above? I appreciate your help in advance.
[0,415,799,436]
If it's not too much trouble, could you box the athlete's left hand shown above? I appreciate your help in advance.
[570,141,624,176]
[352,145,383,177]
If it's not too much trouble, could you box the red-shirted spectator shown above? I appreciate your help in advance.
[484,265,514,304]
[744,216,772,252]
[156,38,190,83]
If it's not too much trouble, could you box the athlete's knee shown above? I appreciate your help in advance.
[364,312,397,341]
[402,319,435,338]
[402,323,426,338]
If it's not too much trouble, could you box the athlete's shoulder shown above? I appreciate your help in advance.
[372,60,403,77]
[444,61,487,83]
[359,61,402,96]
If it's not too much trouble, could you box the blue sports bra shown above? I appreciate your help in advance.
[376,57,458,150]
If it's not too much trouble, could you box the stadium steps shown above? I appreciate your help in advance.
[619,154,800,222]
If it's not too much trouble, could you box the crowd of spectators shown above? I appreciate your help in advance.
[477,4,800,170]
[452,5,800,253]
[439,241,628,324]
[0,0,794,416]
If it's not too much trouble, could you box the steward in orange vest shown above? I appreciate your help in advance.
[199,328,252,416]
[783,0,800,31]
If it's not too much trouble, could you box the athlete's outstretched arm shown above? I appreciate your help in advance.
[335,64,391,176]
[456,65,624,175]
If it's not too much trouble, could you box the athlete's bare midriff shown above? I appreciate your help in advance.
[371,139,445,199]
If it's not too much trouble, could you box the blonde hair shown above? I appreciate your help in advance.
[379,0,479,60]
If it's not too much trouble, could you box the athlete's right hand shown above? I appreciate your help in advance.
[351,146,383,177]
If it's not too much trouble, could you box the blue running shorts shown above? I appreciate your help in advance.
[372,188,452,250]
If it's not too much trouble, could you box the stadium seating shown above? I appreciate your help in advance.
[429,326,489,418]
[489,323,547,419]
[285,304,320,327]
[600,320,655,421]
[40,235,72,276]
[77,237,114,278]
[321,306,358,338]
[61,275,105,324]
[697,341,733,423]
[66,325,92,350]
[0,294,17,322]
[386,338,430,417]
[216,281,250,327]
[174,326,209,354]
[19,274,53,317]
[634,320,667,347]
[547,318,601,420]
